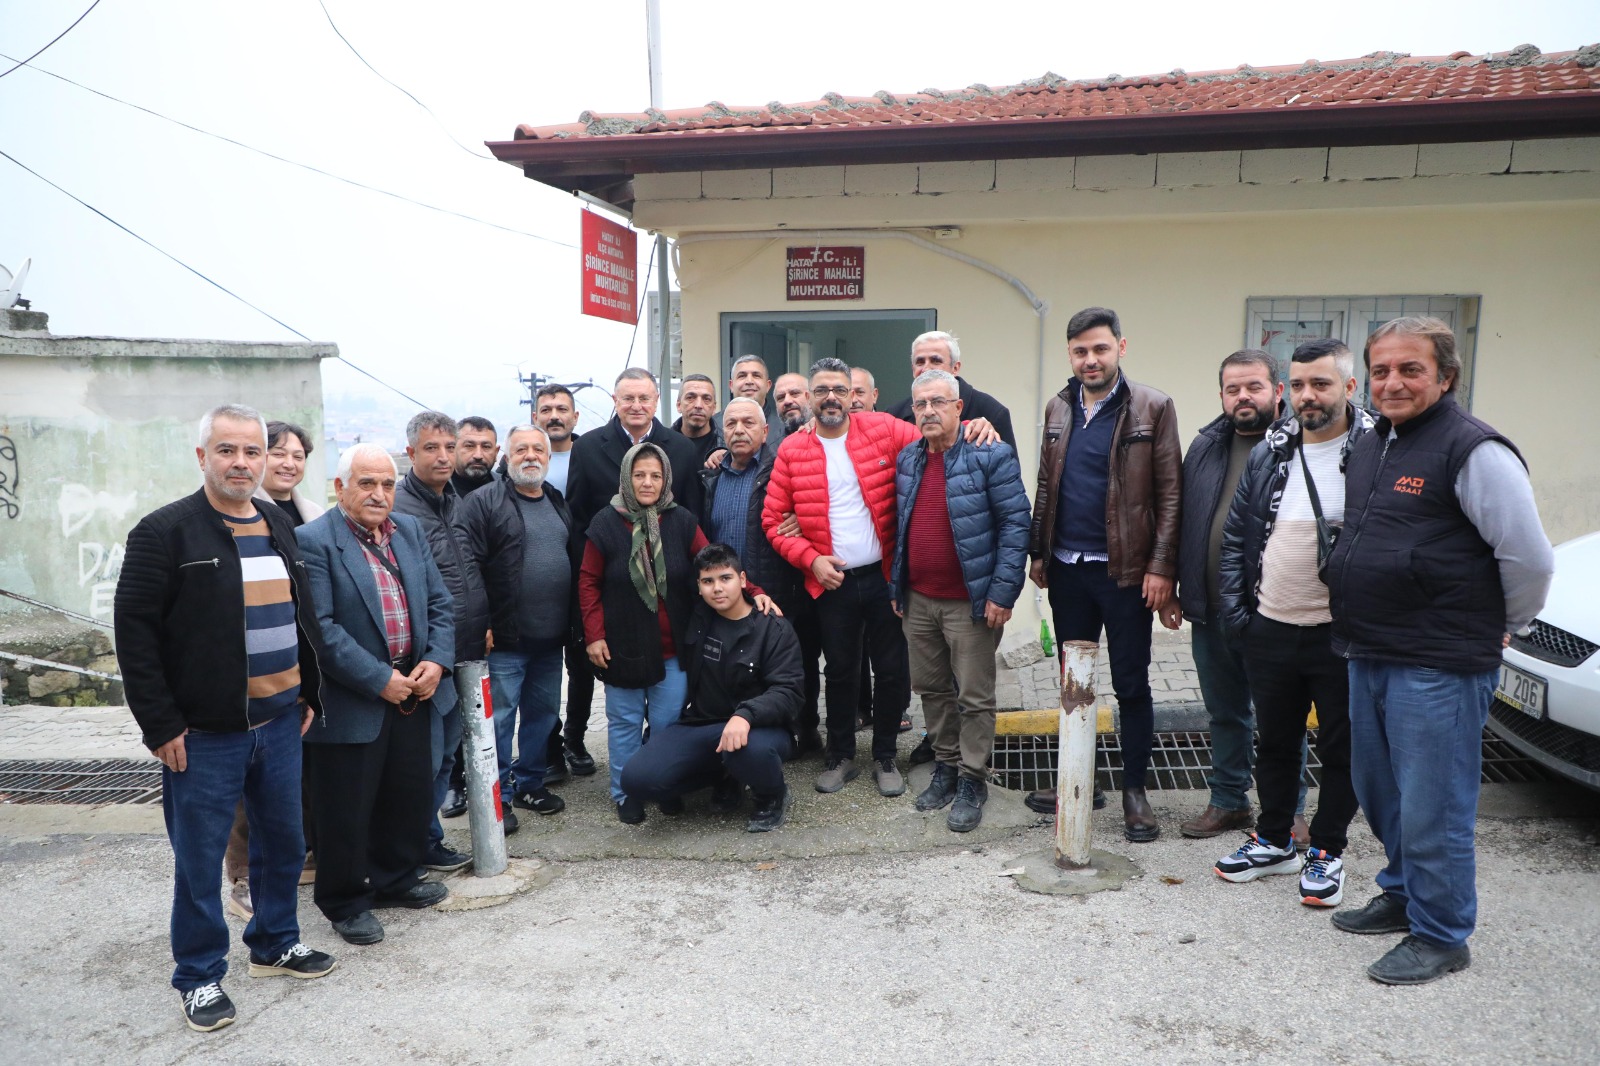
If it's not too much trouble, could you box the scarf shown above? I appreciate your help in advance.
[610,442,677,612]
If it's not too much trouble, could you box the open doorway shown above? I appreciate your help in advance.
[721,309,937,411]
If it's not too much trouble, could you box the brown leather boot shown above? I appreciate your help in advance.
[1122,787,1159,842]
[1179,804,1256,839]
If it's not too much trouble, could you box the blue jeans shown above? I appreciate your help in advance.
[1349,659,1496,949]
[163,709,304,991]
[1194,614,1310,814]
[488,646,565,797]
[428,699,464,846]
[605,656,687,802]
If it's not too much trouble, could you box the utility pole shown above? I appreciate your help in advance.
[646,0,673,422]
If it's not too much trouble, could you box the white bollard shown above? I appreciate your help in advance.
[1054,640,1100,870]
[454,660,508,878]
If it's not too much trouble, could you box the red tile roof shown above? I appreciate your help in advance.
[513,45,1599,142]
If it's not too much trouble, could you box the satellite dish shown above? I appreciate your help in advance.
[1,258,30,309]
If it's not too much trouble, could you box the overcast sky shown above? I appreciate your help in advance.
[2,1,1593,436]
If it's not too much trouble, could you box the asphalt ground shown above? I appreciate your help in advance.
[4,773,1598,1065]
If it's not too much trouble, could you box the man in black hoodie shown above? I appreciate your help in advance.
[619,543,805,832]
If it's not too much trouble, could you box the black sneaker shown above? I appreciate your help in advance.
[617,796,647,824]
[375,881,449,909]
[747,788,792,833]
[248,942,337,980]
[710,776,744,814]
[331,910,384,945]
[565,737,598,776]
[543,761,572,786]
[501,806,520,835]
[513,787,566,815]
[914,763,960,811]
[947,777,988,833]
[179,982,236,1032]
[908,734,936,765]
[440,787,467,819]
[1332,891,1411,935]
[422,841,472,872]
[658,794,685,816]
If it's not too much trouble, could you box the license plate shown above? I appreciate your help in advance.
[1496,663,1547,719]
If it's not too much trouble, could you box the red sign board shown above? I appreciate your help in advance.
[787,246,864,301]
[581,211,638,323]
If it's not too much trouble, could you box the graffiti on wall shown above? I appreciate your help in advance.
[0,434,18,519]
[58,484,136,618]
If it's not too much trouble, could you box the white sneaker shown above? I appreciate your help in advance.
[1299,848,1345,907]
[1214,833,1298,882]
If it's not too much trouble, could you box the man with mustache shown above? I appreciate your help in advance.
[892,370,1030,832]
[1027,307,1182,843]
[1173,351,1306,845]
[1216,339,1373,909]
[451,416,500,497]
[772,372,813,435]
[393,411,489,873]
[849,368,879,414]
[701,399,823,754]
[672,373,724,467]
[456,425,579,832]
[297,443,458,945]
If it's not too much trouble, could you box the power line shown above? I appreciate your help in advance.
[0,147,430,410]
[0,52,576,250]
[0,0,103,81]
[315,0,494,161]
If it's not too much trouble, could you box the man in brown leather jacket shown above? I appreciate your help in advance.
[1025,306,1182,841]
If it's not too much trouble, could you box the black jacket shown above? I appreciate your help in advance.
[680,595,805,734]
[565,417,706,541]
[393,471,490,662]
[672,412,724,467]
[583,505,699,689]
[888,376,1016,450]
[454,478,576,653]
[113,489,324,750]
[1217,403,1374,638]
[699,443,798,599]
[1176,406,1284,619]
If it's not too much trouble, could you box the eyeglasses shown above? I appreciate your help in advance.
[910,397,954,411]
[811,385,850,398]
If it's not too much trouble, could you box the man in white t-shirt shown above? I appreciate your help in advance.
[1215,339,1374,911]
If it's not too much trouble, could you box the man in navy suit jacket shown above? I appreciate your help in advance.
[297,443,456,946]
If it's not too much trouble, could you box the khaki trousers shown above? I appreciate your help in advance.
[904,590,1001,780]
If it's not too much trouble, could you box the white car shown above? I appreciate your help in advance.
[1487,531,1600,791]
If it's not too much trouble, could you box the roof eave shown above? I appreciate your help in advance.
[488,95,1600,207]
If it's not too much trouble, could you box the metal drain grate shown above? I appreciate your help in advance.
[990,728,1548,792]
[0,759,163,805]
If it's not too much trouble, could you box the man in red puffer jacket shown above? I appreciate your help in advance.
[764,358,1000,800]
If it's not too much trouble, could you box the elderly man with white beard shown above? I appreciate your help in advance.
[456,425,580,829]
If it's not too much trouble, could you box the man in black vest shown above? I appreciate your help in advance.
[1326,316,1552,985]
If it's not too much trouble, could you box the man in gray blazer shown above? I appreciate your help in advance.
[298,443,457,946]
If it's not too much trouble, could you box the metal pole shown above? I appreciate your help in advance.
[645,0,664,109]
[454,660,508,877]
[1054,640,1100,869]
[656,233,672,421]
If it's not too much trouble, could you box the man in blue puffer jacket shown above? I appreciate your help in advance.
[890,370,1031,831]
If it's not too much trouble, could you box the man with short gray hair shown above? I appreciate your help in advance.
[887,330,1016,449]
[116,403,335,1031]
[394,411,488,871]
[566,368,704,537]
[457,424,579,828]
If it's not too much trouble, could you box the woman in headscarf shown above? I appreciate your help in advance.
[579,442,775,824]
